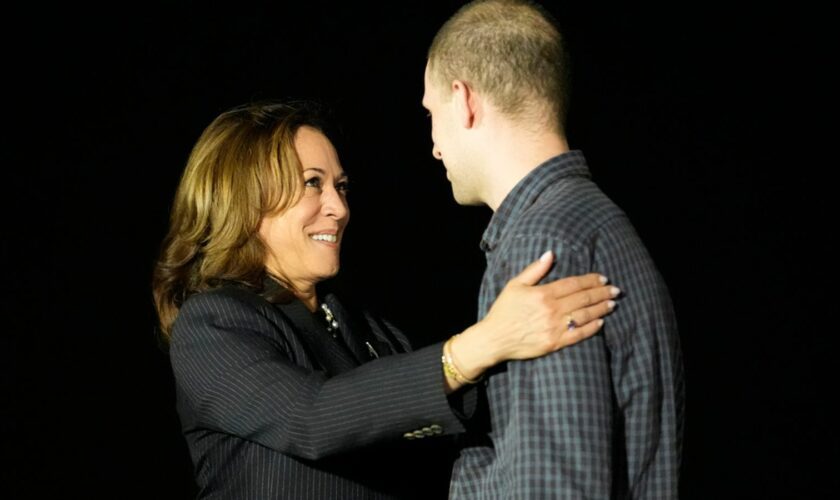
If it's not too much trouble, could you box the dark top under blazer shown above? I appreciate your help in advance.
[170,283,468,499]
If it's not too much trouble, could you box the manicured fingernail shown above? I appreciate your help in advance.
[597,319,604,327]
[540,250,553,262]
[607,300,616,310]
[599,275,608,284]
[610,287,621,297]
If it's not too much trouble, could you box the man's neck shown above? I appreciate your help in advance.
[483,129,569,211]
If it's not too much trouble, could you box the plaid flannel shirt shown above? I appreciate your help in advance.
[450,151,685,499]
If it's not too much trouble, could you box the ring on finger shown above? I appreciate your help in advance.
[564,314,577,331]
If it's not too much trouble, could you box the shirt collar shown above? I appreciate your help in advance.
[480,150,590,252]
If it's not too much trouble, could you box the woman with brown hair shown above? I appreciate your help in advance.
[152,100,618,499]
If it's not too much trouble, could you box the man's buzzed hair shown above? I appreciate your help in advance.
[427,0,570,132]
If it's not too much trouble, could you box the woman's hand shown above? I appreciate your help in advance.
[444,251,619,391]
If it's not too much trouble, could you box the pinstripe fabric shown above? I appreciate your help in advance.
[170,284,467,499]
[450,151,684,499]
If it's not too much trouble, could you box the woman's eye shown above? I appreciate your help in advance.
[336,181,350,194]
[304,177,322,189]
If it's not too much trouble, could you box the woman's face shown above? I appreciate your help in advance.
[258,126,350,291]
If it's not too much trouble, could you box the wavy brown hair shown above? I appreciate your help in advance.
[152,101,329,339]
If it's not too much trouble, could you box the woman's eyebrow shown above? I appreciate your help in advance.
[303,167,347,179]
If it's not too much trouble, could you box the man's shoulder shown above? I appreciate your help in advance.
[509,177,628,244]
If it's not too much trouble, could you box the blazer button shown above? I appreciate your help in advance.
[429,424,443,435]
[403,432,416,440]
[422,426,435,437]
[412,430,425,439]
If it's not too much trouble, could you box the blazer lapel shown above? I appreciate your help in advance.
[274,299,359,376]
[324,294,384,364]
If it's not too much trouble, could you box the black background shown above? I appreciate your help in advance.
[6,1,831,498]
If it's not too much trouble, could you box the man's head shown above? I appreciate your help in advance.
[423,0,570,206]
[427,0,569,133]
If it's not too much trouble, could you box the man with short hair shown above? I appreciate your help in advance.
[422,1,685,497]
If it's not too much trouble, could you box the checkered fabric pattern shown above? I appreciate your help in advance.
[449,151,685,499]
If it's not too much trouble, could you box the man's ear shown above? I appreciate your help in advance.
[452,79,481,129]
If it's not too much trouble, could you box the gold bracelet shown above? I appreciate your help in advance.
[442,336,480,384]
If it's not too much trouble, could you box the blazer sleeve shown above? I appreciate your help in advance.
[361,309,480,422]
[170,288,466,461]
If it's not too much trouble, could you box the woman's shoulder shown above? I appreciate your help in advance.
[175,283,285,331]
[182,282,266,310]
[171,283,302,353]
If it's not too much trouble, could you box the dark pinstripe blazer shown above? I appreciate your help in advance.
[170,282,469,499]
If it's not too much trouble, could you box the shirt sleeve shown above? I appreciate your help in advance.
[592,217,684,496]
[169,290,468,461]
[488,233,616,496]
[487,224,683,496]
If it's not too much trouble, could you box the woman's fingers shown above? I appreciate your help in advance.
[551,299,616,349]
[554,318,605,350]
[509,251,555,287]
[562,299,616,330]
[478,262,621,362]
[543,272,609,299]
[558,284,621,312]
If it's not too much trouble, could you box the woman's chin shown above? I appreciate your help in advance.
[314,265,340,282]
